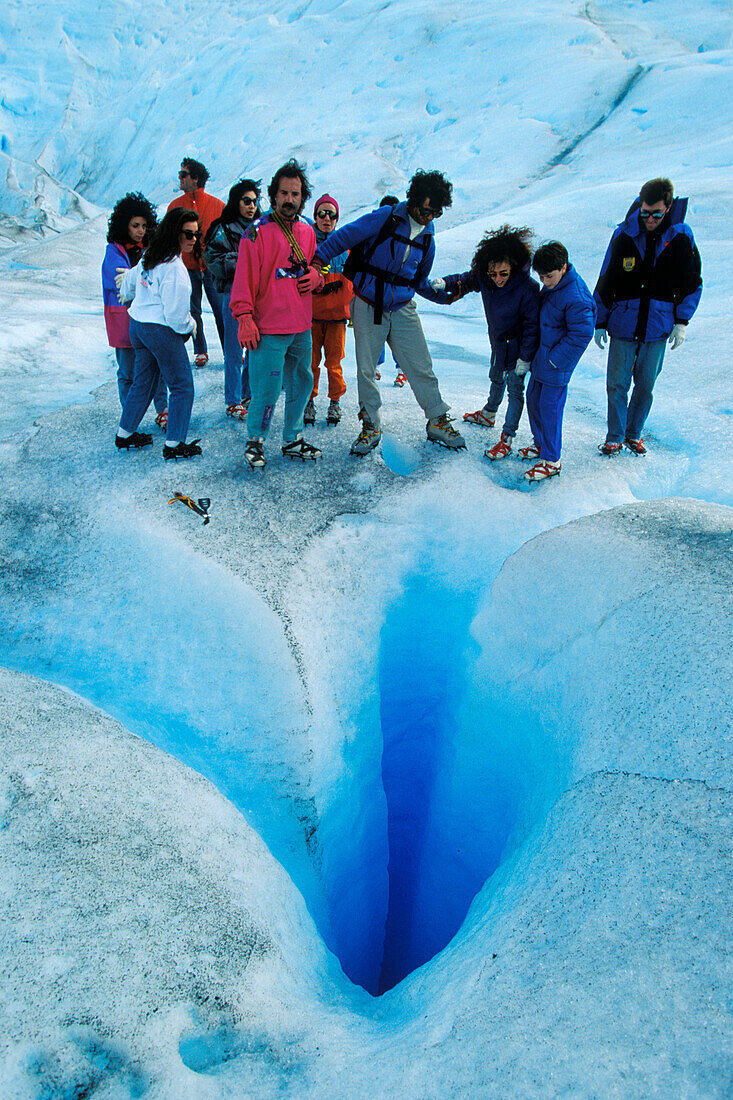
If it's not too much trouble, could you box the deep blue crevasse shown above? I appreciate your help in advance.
[375,566,564,993]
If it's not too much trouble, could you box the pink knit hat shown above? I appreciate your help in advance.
[314,194,339,218]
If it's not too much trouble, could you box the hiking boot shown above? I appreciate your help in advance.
[304,399,316,426]
[518,441,541,460]
[351,421,382,456]
[394,371,407,388]
[326,400,341,425]
[245,438,266,469]
[154,409,168,431]
[115,431,152,451]
[463,408,495,428]
[226,402,248,421]
[194,353,208,368]
[598,441,623,455]
[426,414,467,450]
[524,460,561,482]
[163,439,202,461]
[484,432,513,461]
[624,437,647,455]
[282,435,322,461]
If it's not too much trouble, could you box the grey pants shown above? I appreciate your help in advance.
[352,296,449,429]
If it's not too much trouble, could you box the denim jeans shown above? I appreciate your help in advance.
[221,291,251,406]
[246,330,313,442]
[189,268,226,356]
[115,347,166,415]
[122,320,194,443]
[526,376,568,462]
[606,337,666,443]
[485,354,526,438]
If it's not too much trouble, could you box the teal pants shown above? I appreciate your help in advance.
[247,330,313,442]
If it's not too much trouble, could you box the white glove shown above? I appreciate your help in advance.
[514,359,530,377]
[114,268,126,291]
[429,277,446,291]
[594,329,608,349]
[191,319,197,339]
[669,323,686,350]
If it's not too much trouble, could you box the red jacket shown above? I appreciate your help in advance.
[167,189,224,271]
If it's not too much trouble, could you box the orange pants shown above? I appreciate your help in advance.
[311,321,347,400]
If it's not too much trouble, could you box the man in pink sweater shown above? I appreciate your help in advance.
[230,159,325,469]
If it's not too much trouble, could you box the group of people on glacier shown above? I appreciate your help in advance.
[102,158,702,479]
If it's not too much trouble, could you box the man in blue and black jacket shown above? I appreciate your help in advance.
[314,170,466,455]
[594,177,702,455]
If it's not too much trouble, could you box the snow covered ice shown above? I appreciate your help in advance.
[0,0,732,1095]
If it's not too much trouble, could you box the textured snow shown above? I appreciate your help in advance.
[0,0,732,1095]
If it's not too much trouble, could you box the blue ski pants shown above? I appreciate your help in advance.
[526,376,568,463]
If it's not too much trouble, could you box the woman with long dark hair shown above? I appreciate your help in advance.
[115,208,202,460]
[437,225,540,460]
[102,192,168,429]
[204,178,261,419]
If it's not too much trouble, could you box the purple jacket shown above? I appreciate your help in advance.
[443,267,540,372]
[101,241,141,348]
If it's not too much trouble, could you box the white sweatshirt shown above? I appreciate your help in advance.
[126,255,194,334]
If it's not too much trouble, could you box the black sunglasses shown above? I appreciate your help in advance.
[639,208,666,220]
[240,196,258,205]
[181,229,202,240]
[316,210,338,219]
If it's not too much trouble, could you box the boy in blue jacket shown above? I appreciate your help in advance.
[520,242,596,482]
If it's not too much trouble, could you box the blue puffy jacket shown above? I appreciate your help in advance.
[594,197,702,341]
[443,266,540,372]
[531,265,596,387]
[314,201,437,314]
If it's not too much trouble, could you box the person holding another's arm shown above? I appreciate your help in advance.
[436,225,540,459]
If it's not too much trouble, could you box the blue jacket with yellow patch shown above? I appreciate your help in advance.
[593,197,702,342]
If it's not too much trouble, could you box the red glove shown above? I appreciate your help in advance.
[237,315,260,350]
[297,266,325,295]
